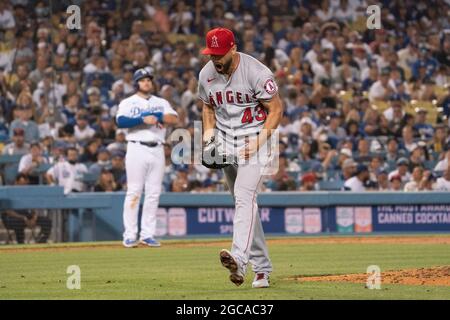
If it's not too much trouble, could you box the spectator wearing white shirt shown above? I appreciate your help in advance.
[344,164,369,192]
[335,0,355,22]
[45,147,88,194]
[169,1,193,35]
[388,157,412,184]
[404,166,424,191]
[32,68,66,109]
[400,125,417,153]
[316,0,333,22]
[369,67,396,102]
[383,94,406,123]
[434,151,450,172]
[435,168,450,191]
[0,2,15,29]
[74,113,95,143]
[18,142,48,184]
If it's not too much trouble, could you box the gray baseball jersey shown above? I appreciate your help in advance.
[198,52,278,150]
[199,52,276,276]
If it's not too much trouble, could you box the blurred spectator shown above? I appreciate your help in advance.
[377,169,389,191]
[299,172,317,191]
[74,112,95,143]
[1,174,52,244]
[110,150,126,189]
[18,142,48,184]
[435,150,450,172]
[9,102,39,143]
[435,167,450,191]
[0,2,16,30]
[369,68,396,102]
[79,139,99,163]
[171,167,189,192]
[404,166,424,191]
[106,129,127,154]
[388,157,412,184]
[2,127,29,155]
[88,147,111,177]
[340,158,357,181]
[45,147,88,194]
[389,174,403,191]
[94,169,120,192]
[344,164,369,192]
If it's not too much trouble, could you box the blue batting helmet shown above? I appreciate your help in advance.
[133,67,153,85]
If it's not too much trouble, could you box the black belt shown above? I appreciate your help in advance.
[129,140,160,148]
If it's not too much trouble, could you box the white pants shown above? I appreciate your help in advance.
[123,142,165,241]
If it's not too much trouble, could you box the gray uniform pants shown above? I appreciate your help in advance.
[222,159,273,275]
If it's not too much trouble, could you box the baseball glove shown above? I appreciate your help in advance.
[201,136,232,169]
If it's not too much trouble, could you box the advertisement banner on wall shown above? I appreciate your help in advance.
[374,205,450,231]
[354,207,372,233]
[155,208,168,237]
[336,207,354,233]
[168,208,187,236]
[284,208,303,234]
[303,208,322,234]
[187,207,285,235]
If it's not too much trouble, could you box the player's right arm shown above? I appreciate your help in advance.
[202,102,216,142]
[116,99,158,128]
[198,71,216,142]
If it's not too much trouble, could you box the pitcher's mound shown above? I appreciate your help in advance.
[293,266,450,287]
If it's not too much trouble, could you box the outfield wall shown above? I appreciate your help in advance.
[1,187,450,242]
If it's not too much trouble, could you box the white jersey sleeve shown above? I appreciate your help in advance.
[251,64,278,101]
[197,73,209,104]
[162,98,178,116]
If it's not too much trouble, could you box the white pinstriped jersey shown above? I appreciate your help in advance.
[116,94,177,143]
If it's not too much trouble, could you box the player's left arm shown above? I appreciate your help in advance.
[162,113,179,125]
[240,94,283,160]
[258,93,283,146]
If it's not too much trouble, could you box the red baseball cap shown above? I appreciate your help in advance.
[201,28,235,56]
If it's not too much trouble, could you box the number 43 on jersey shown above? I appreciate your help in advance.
[241,104,267,124]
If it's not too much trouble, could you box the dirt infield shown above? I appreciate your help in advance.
[292,266,450,287]
[0,234,449,253]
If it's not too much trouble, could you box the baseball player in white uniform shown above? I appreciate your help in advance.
[116,67,178,248]
[198,28,283,288]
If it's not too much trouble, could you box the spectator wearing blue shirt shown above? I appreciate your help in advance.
[413,108,434,139]
[9,105,40,143]
[411,46,439,80]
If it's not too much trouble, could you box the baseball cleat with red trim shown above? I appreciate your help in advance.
[252,272,270,288]
[219,249,244,286]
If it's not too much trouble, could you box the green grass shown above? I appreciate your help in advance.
[0,235,449,300]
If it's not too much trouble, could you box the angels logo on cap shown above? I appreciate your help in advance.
[201,28,235,56]
[211,35,219,48]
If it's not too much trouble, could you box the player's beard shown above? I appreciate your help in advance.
[138,85,152,96]
[214,57,233,75]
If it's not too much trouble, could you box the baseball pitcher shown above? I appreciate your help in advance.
[116,67,178,248]
[199,28,283,288]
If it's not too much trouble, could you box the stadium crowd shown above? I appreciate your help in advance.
[0,0,450,194]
